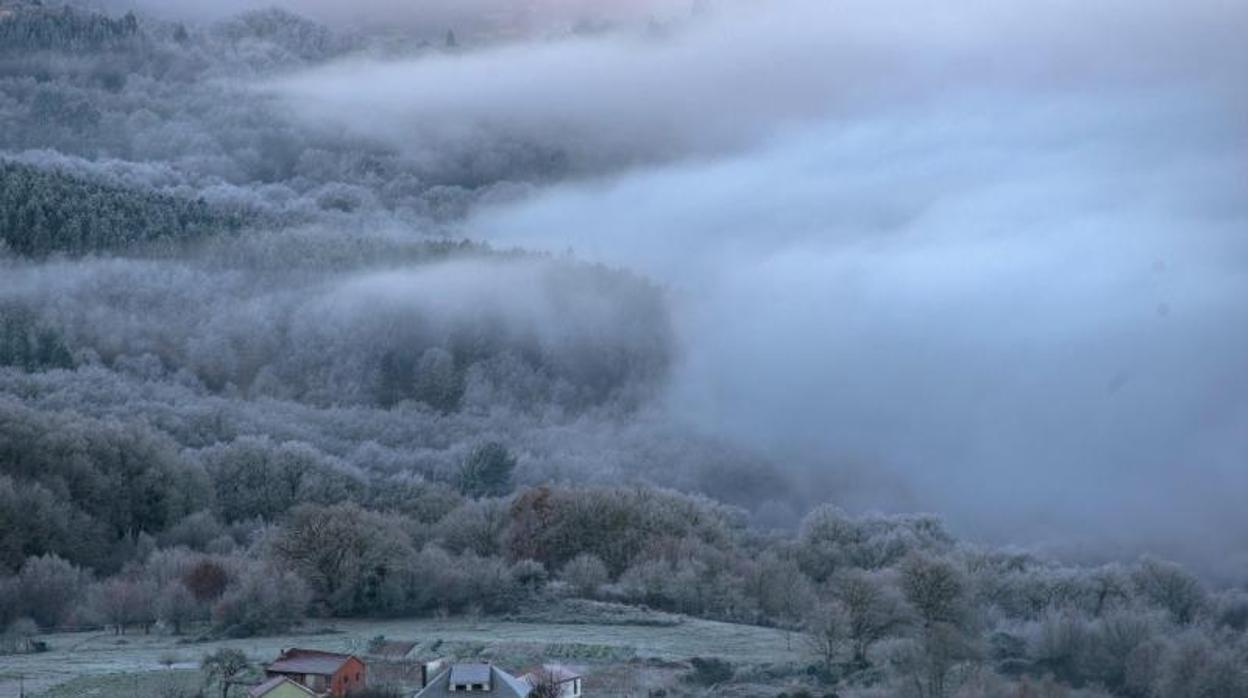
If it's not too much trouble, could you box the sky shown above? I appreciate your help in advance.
[257,0,1248,572]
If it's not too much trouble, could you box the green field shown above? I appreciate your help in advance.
[2,609,807,697]
[33,669,202,698]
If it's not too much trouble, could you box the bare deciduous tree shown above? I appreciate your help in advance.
[201,648,248,698]
[804,601,849,675]
[86,578,157,635]
[832,569,906,667]
[898,554,975,698]
[525,665,566,698]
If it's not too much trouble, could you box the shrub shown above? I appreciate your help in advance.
[1130,557,1206,625]
[183,560,230,603]
[561,554,609,599]
[457,442,516,498]
[687,657,734,686]
[511,559,549,590]
[212,566,308,637]
[12,554,89,628]
[2,617,37,654]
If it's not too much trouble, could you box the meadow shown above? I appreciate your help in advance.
[5,608,804,696]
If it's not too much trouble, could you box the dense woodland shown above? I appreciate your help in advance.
[0,3,1245,697]
[0,160,255,255]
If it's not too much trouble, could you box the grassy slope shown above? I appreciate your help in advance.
[9,613,802,696]
[35,669,202,698]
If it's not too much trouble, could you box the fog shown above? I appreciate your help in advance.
[100,0,686,33]
[474,106,1248,569]
[9,4,1248,688]
[267,0,1248,171]
[263,0,1248,571]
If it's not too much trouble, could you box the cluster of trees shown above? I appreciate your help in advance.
[0,2,556,226]
[0,303,73,370]
[0,230,673,411]
[0,550,306,639]
[213,7,346,65]
[0,3,142,55]
[0,0,662,421]
[0,397,462,574]
[1,483,1244,697]
[0,399,212,572]
[0,340,781,522]
[0,5,1243,697]
[0,160,253,256]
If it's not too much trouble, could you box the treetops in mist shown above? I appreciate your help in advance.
[1,4,1246,695]
[0,3,140,54]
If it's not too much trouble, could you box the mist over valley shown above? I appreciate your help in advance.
[1,2,1246,696]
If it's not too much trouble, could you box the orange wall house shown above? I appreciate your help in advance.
[265,648,367,697]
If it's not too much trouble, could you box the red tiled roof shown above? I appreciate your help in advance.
[267,648,357,676]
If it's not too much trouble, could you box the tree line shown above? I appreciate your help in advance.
[0,160,252,257]
[2,477,1245,697]
[0,3,142,55]
[0,391,1244,696]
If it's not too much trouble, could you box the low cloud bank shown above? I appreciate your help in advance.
[138,0,1248,572]
[428,1,1248,573]
[264,0,1248,174]
[469,94,1248,572]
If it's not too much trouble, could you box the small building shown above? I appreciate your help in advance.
[520,665,583,697]
[421,658,448,688]
[265,648,367,697]
[415,662,532,697]
[247,676,318,698]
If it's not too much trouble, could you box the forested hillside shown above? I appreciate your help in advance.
[0,160,253,256]
[0,3,141,54]
[0,3,1245,697]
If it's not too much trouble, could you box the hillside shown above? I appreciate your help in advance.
[0,3,1245,698]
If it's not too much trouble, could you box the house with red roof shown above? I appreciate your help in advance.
[264,648,367,697]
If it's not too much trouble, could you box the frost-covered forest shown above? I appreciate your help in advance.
[1,2,1246,696]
